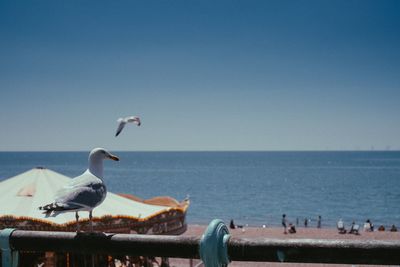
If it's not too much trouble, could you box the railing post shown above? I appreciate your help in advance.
[0,228,19,267]
[200,219,231,267]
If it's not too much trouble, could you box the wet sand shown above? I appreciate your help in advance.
[168,224,400,267]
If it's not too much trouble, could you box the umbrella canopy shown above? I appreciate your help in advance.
[0,167,188,232]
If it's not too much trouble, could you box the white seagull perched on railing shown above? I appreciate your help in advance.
[39,148,119,232]
[115,116,141,136]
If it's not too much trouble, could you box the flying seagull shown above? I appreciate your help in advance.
[39,148,119,232]
[115,116,141,136]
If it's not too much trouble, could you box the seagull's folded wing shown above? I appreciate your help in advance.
[55,172,106,209]
[56,182,106,209]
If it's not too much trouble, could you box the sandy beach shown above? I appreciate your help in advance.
[168,224,400,267]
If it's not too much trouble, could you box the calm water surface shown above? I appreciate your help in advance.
[1,151,399,228]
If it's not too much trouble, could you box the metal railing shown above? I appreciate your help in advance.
[1,219,400,266]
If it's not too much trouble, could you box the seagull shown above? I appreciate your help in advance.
[39,148,119,232]
[115,116,141,136]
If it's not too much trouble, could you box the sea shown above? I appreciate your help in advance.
[1,151,399,228]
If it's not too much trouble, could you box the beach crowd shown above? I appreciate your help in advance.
[229,215,398,235]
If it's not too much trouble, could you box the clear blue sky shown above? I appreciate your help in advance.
[1,0,399,151]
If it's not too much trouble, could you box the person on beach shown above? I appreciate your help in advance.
[364,219,374,232]
[230,219,236,229]
[288,223,296,234]
[282,214,287,234]
[304,217,308,227]
[317,215,321,228]
[390,225,397,232]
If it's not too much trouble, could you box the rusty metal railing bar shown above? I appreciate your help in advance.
[4,230,400,265]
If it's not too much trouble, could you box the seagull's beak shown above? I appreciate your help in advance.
[107,154,120,161]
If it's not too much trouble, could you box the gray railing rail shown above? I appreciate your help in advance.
[2,219,400,266]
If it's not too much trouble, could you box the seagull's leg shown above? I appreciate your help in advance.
[75,212,80,232]
[89,210,93,232]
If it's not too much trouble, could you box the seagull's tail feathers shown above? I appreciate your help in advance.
[38,202,78,217]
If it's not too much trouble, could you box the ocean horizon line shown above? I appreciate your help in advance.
[0,150,399,153]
